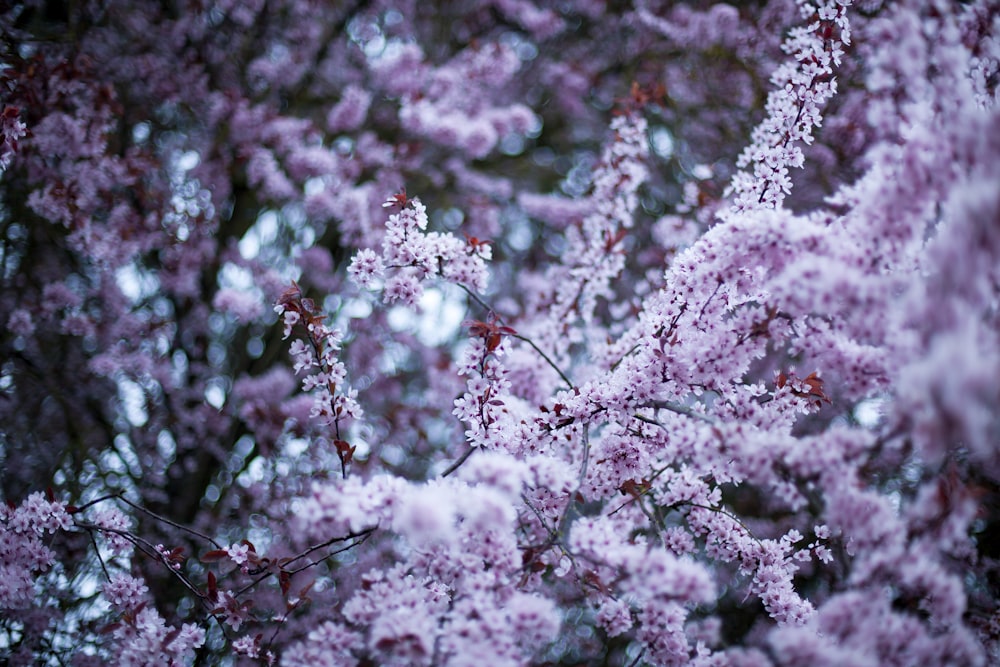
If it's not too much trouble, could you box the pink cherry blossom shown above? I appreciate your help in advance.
[2,0,999,665]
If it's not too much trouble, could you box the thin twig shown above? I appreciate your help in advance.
[117,496,223,549]
[636,401,717,425]
[281,526,377,570]
[286,529,376,576]
[682,501,760,543]
[441,446,476,477]
[77,521,208,603]
[73,492,125,512]
[235,527,377,597]
[512,333,574,390]
[457,283,574,390]
[576,428,591,493]
[87,530,112,582]
[521,493,559,543]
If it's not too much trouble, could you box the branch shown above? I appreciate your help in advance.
[235,527,377,597]
[76,521,209,604]
[458,283,574,390]
[635,401,717,425]
[441,446,476,477]
[118,496,223,549]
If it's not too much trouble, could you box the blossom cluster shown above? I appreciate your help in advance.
[108,605,206,667]
[2,0,999,665]
[547,109,650,328]
[375,41,540,159]
[728,0,852,212]
[452,314,518,449]
[289,452,561,666]
[348,194,492,304]
[0,493,70,610]
[274,282,362,473]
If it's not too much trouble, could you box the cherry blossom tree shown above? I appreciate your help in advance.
[2,0,999,665]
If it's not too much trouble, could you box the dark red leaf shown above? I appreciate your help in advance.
[334,439,356,466]
[619,479,650,498]
[383,187,411,210]
[163,627,182,646]
[100,622,122,635]
[201,549,229,563]
[207,571,218,601]
[276,282,302,309]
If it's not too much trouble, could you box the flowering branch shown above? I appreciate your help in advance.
[727,0,852,212]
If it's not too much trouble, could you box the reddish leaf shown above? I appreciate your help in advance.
[164,546,186,567]
[382,187,411,209]
[276,282,303,310]
[464,312,516,353]
[99,621,122,635]
[619,479,650,498]
[465,234,493,248]
[604,228,627,252]
[334,439,356,466]
[298,579,316,599]
[583,570,611,595]
[801,371,831,403]
[163,627,182,646]
[201,549,229,563]
[206,571,218,601]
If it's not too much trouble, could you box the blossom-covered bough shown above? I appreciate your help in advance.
[1,0,999,665]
